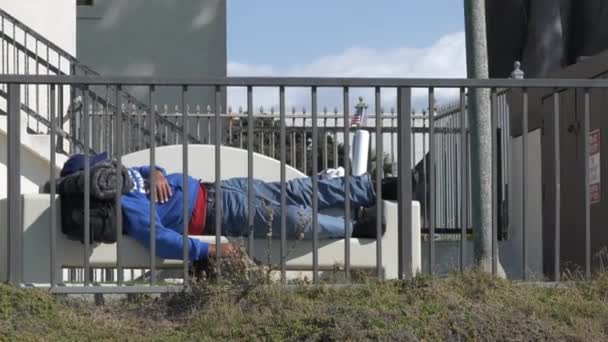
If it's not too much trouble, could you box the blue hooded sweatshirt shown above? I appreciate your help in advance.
[121,166,210,261]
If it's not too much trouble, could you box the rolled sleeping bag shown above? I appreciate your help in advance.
[352,130,370,176]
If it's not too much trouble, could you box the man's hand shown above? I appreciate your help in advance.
[151,169,172,203]
[208,243,238,258]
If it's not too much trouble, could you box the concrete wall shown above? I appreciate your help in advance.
[76,0,227,109]
[420,131,544,279]
[509,129,543,277]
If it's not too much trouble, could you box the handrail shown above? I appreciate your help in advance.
[0,8,200,148]
[0,88,86,151]
[0,7,77,63]
[0,33,67,75]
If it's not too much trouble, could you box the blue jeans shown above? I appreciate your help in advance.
[208,175,376,239]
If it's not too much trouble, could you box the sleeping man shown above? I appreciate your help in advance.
[62,152,399,263]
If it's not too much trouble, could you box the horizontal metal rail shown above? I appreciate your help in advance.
[1,75,608,88]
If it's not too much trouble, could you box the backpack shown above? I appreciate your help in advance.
[59,193,119,244]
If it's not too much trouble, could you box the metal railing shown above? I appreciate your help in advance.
[0,7,197,154]
[2,74,599,293]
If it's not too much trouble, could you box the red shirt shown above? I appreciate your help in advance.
[188,183,207,235]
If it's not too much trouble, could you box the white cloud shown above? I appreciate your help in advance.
[227,32,466,112]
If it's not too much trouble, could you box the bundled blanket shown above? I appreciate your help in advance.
[56,161,133,200]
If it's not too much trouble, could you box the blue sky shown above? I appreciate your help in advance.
[226,1,467,110]
[228,0,465,67]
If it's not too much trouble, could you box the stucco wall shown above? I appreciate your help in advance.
[76,0,227,109]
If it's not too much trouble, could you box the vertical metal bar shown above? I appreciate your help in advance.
[44,46,49,133]
[57,86,64,153]
[7,84,22,286]
[115,86,124,286]
[271,121,275,159]
[123,101,130,153]
[323,117,328,170]
[149,86,157,285]
[397,87,412,279]
[392,115,396,170]
[279,86,287,284]
[343,87,352,281]
[412,115,416,178]
[138,103,143,150]
[291,122,296,168]
[459,88,466,272]
[0,17,4,83]
[214,85,222,275]
[260,120,265,154]
[69,63,76,154]
[49,85,57,287]
[83,87,91,286]
[247,87,255,255]
[375,87,383,279]
[522,88,528,280]
[239,118,243,149]
[311,87,319,284]
[105,87,110,156]
[584,89,591,280]
[12,24,16,73]
[491,89,498,275]
[554,90,561,282]
[334,113,339,168]
[35,41,40,132]
[91,94,98,151]
[428,88,435,275]
[24,33,29,130]
[181,86,190,283]
[302,118,307,174]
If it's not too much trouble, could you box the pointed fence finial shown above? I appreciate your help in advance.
[260,106,264,114]
[228,106,233,114]
[292,106,296,115]
[206,105,212,114]
[511,61,524,79]
[270,106,275,115]
[334,107,338,115]
[195,105,201,113]
[239,106,243,114]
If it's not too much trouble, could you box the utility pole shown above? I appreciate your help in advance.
[463,0,501,274]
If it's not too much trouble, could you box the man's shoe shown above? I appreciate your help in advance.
[380,177,399,201]
[352,215,386,239]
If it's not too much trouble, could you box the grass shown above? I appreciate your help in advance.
[2,272,608,341]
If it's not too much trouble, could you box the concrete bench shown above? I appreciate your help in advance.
[0,145,421,285]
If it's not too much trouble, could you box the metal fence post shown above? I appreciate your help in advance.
[7,83,22,286]
[397,87,412,279]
